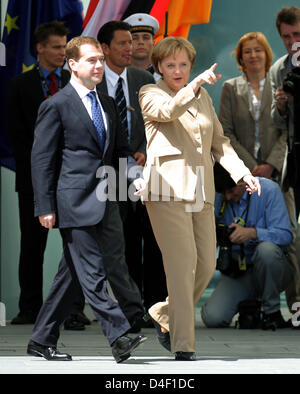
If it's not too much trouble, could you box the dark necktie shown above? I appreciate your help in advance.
[48,72,59,95]
[115,77,129,141]
[147,64,155,74]
[87,91,106,152]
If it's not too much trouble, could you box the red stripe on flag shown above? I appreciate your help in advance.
[83,0,99,28]
[150,0,170,27]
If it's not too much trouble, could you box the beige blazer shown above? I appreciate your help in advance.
[219,73,287,174]
[139,79,250,203]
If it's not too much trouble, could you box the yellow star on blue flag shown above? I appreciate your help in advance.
[0,0,84,171]
[4,13,19,35]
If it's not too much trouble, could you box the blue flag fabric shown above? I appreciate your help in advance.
[0,0,84,170]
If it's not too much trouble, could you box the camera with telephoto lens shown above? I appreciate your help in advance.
[216,224,235,274]
[282,67,300,96]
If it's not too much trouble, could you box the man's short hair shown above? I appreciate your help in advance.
[33,20,69,46]
[66,36,101,61]
[276,6,300,35]
[213,162,236,193]
[97,20,131,46]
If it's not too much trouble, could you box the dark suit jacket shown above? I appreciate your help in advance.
[97,66,154,156]
[7,68,70,193]
[31,82,140,228]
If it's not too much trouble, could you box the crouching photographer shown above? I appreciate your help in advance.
[201,163,294,329]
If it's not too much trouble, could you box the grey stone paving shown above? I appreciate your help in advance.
[0,307,300,375]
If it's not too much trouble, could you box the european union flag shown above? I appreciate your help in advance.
[0,0,84,170]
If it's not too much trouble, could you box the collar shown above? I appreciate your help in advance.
[38,64,62,79]
[104,62,127,87]
[70,76,97,99]
[237,190,249,204]
[157,78,177,97]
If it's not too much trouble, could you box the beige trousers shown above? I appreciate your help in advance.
[145,201,216,353]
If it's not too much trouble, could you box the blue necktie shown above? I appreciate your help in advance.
[87,91,106,152]
[115,77,129,141]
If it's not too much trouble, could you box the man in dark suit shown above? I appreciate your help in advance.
[27,36,147,362]
[7,21,144,332]
[97,21,168,314]
[6,21,82,326]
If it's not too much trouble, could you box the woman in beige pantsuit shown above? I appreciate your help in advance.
[137,37,261,361]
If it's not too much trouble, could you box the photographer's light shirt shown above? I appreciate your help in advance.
[215,177,293,264]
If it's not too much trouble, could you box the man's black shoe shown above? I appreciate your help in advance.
[64,314,85,331]
[150,317,171,352]
[262,310,290,331]
[112,335,147,363]
[11,311,37,325]
[76,311,91,325]
[27,340,72,361]
[175,351,196,361]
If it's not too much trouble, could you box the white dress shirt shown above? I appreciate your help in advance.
[70,77,108,130]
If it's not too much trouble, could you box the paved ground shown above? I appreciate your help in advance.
[1,306,300,377]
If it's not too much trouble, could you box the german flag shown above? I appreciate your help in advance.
[82,0,212,40]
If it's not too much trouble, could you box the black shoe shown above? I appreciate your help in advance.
[76,311,91,325]
[112,335,147,363]
[27,340,72,361]
[150,317,171,352]
[262,310,290,331]
[64,314,85,331]
[11,311,37,325]
[175,352,196,361]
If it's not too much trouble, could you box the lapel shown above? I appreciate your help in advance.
[28,69,46,109]
[97,75,109,95]
[126,68,139,130]
[61,69,71,87]
[236,74,254,119]
[63,83,100,147]
[126,67,139,106]
[157,78,199,118]
[259,73,271,115]
[280,54,291,80]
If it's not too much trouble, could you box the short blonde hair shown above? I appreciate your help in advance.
[233,32,273,73]
[152,37,196,75]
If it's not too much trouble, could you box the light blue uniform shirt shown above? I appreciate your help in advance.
[215,177,293,264]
